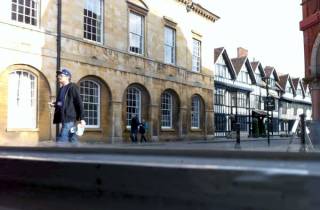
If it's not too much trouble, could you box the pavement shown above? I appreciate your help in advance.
[31,135,317,153]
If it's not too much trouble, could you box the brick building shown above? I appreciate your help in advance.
[0,0,219,145]
[300,0,320,144]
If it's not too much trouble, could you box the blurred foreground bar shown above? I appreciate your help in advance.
[0,146,319,210]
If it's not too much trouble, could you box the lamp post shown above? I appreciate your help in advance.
[263,77,270,145]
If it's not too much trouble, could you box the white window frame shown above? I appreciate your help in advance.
[161,92,173,128]
[286,83,293,94]
[239,68,249,84]
[11,0,39,26]
[7,70,37,129]
[192,38,201,72]
[306,87,310,97]
[269,74,275,87]
[191,96,200,129]
[80,80,100,128]
[164,26,176,64]
[84,0,103,43]
[255,72,261,84]
[215,56,231,79]
[126,87,141,127]
[296,85,302,96]
[129,12,144,55]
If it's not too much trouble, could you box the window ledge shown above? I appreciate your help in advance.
[82,38,104,46]
[6,128,39,132]
[85,128,103,132]
[128,51,145,57]
[161,128,175,132]
[190,128,202,132]
[7,20,40,31]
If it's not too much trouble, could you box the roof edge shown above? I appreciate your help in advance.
[176,0,220,22]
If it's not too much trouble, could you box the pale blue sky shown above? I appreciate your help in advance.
[195,0,304,78]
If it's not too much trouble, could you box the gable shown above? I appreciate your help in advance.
[305,86,311,97]
[285,79,294,94]
[236,63,252,84]
[296,81,304,96]
[215,54,233,79]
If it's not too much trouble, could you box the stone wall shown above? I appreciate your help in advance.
[0,0,217,143]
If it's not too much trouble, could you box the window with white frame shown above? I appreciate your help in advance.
[237,92,247,108]
[164,26,176,64]
[255,72,261,84]
[286,83,293,94]
[192,38,201,72]
[239,69,249,83]
[8,70,37,129]
[214,88,224,105]
[282,102,287,114]
[126,87,141,126]
[306,88,310,97]
[11,0,38,26]
[296,85,302,96]
[80,80,100,128]
[84,0,103,42]
[161,92,172,128]
[269,75,275,87]
[191,96,200,128]
[215,56,231,79]
[129,12,144,54]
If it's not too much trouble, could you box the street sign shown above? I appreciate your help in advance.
[264,97,275,111]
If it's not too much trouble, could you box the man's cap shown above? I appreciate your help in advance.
[56,68,71,77]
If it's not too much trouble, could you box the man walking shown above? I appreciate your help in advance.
[139,119,147,143]
[51,68,86,144]
[130,114,140,143]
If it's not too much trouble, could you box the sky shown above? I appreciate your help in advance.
[194,0,305,78]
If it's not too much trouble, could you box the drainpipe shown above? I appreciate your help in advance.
[55,0,62,138]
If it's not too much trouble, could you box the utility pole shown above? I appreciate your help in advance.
[56,0,62,138]
[266,79,270,145]
[263,77,270,146]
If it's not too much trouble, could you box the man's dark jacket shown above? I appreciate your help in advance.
[53,83,84,124]
[130,116,140,132]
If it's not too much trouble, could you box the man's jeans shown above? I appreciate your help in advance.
[57,122,78,144]
[130,128,138,143]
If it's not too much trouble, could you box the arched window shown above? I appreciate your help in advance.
[8,70,37,128]
[80,80,100,128]
[126,87,141,126]
[191,96,200,128]
[161,92,172,128]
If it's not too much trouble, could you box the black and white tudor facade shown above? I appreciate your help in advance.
[214,47,312,137]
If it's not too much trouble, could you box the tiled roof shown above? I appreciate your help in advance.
[214,47,224,63]
[214,47,237,80]
[264,66,274,78]
[250,61,259,72]
[251,61,265,77]
[278,74,289,90]
[292,78,300,89]
[231,57,247,75]
[276,82,284,91]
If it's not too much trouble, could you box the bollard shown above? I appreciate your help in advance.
[236,123,240,144]
[300,114,306,145]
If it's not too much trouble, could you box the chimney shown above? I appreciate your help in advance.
[237,47,248,58]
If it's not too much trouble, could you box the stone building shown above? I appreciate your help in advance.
[0,0,219,144]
